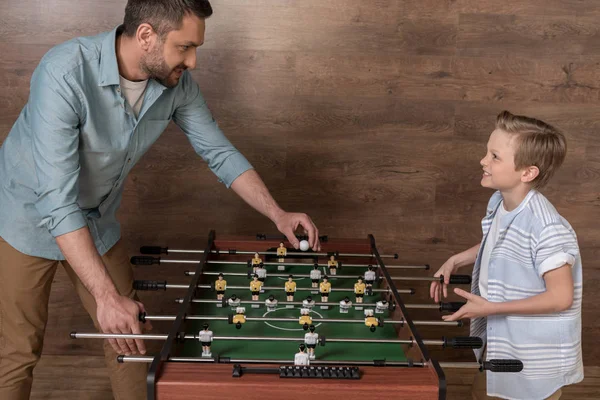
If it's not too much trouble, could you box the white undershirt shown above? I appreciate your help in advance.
[479,201,508,299]
[119,76,148,118]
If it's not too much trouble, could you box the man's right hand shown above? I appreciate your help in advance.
[96,293,148,355]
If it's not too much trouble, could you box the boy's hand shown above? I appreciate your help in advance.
[430,256,461,303]
[442,288,496,321]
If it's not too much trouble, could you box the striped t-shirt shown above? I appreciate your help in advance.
[470,190,583,400]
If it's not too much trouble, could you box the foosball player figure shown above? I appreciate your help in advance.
[310,264,321,288]
[228,294,241,310]
[294,343,310,366]
[304,325,319,360]
[364,265,377,294]
[299,308,313,330]
[251,252,263,273]
[327,255,338,276]
[277,242,287,271]
[255,264,267,292]
[285,275,296,302]
[265,294,278,311]
[319,276,331,303]
[375,299,389,314]
[302,296,316,310]
[215,273,227,300]
[364,309,380,332]
[198,323,213,357]
[250,274,262,301]
[232,307,246,329]
[339,296,352,313]
[354,276,366,303]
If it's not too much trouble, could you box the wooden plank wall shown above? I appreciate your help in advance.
[1,0,599,396]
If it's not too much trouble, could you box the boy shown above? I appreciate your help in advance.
[430,111,583,400]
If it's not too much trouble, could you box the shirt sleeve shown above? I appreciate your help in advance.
[173,71,253,188]
[534,222,579,278]
[29,62,87,237]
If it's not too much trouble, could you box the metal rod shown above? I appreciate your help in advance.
[163,249,399,259]
[160,259,427,270]
[118,355,487,370]
[72,332,447,346]
[178,298,444,311]
[165,283,403,294]
[141,314,461,327]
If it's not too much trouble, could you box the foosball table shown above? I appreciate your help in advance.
[72,231,522,399]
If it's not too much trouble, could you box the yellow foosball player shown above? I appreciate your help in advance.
[231,307,246,329]
[354,276,366,303]
[299,308,313,330]
[277,242,287,271]
[364,309,380,332]
[251,252,263,273]
[250,274,262,301]
[327,255,338,275]
[285,275,297,301]
[319,276,331,302]
[215,273,227,300]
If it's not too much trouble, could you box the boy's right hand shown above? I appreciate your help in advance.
[430,256,461,303]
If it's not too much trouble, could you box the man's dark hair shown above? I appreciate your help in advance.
[123,0,213,38]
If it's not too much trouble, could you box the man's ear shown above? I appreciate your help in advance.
[136,23,157,51]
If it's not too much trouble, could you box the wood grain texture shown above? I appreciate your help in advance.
[0,2,598,394]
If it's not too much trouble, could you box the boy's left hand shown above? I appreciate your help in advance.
[442,288,496,321]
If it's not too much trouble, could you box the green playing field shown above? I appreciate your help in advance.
[177,259,408,362]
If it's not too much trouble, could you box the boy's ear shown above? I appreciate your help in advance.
[521,165,540,183]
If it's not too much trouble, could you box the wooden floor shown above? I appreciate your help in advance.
[30,355,599,400]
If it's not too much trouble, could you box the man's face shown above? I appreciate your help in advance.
[141,14,205,88]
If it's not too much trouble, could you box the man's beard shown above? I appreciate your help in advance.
[140,44,183,88]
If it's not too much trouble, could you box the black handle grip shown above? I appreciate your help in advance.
[448,274,472,284]
[130,256,160,265]
[133,280,167,291]
[440,302,466,312]
[138,312,147,322]
[140,246,168,255]
[483,359,523,373]
[443,336,483,349]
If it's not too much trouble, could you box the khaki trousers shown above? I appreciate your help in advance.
[471,350,562,400]
[0,236,147,400]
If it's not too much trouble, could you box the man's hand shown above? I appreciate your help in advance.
[274,212,321,251]
[96,293,151,355]
[442,288,495,321]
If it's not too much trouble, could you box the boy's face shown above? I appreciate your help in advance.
[480,129,526,191]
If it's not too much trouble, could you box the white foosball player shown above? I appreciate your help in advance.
[198,323,213,357]
[304,324,319,360]
[339,297,352,313]
[302,296,316,309]
[265,295,278,311]
[228,294,241,310]
[294,343,310,365]
[376,300,389,314]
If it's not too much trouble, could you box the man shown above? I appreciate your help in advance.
[0,1,320,399]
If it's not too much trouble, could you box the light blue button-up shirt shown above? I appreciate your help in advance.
[471,190,583,400]
[0,26,253,260]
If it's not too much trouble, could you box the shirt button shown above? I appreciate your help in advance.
[127,158,132,164]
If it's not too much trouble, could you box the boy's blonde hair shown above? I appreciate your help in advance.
[496,110,567,189]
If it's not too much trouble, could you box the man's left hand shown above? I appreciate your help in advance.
[274,212,321,251]
[442,288,495,321]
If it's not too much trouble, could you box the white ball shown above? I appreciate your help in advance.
[299,240,310,251]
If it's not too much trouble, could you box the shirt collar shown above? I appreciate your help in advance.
[98,25,124,87]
